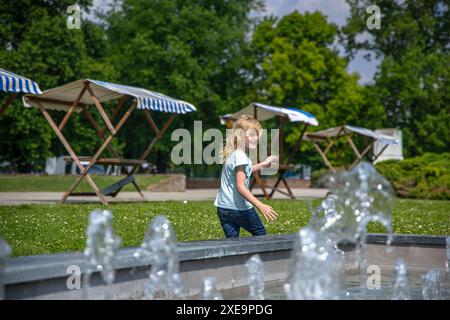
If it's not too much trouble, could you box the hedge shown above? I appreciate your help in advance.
[311,153,450,200]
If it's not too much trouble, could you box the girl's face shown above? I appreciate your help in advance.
[245,129,260,150]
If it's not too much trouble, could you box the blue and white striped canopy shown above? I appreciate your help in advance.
[305,125,398,145]
[89,80,196,114]
[220,102,319,126]
[23,79,196,114]
[0,68,42,95]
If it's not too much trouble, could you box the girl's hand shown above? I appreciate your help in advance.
[262,155,279,168]
[258,203,278,222]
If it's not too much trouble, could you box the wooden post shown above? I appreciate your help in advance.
[269,174,283,198]
[281,176,295,198]
[286,123,308,165]
[62,101,137,201]
[36,100,107,204]
[85,82,116,135]
[350,140,375,169]
[331,126,346,159]
[346,134,362,159]
[84,97,144,198]
[323,138,335,155]
[250,104,271,198]
[267,117,300,199]
[82,106,120,158]
[100,95,127,136]
[143,109,161,135]
[372,143,389,163]
[135,114,175,165]
[58,86,86,131]
[313,142,336,173]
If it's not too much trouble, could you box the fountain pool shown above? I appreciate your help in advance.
[1,163,449,300]
[1,233,448,299]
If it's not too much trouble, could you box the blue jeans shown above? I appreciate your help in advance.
[217,207,266,238]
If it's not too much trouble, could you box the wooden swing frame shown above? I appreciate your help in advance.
[26,80,176,204]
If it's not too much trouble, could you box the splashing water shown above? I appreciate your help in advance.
[313,162,394,298]
[284,227,344,299]
[309,194,354,246]
[0,238,11,300]
[314,162,394,244]
[84,209,121,298]
[421,269,443,300]
[391,258,411,300]
[135,215,186,300]
[446,237,450,275]
[356,213,393,297]
[245,254,264,300]
[201,277,223,300]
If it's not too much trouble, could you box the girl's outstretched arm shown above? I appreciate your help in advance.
[235,168,278,222]
[252,155,279,173]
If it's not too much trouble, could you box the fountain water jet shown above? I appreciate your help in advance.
[315,162,395,297]
[284,227,344,299]
[356,214,393,297]
[292,162,397,299]
[201,277,223,300]
[391,258,411,300]
[0,238,11,300]
[421,269,443,300]
[446,237,450,275]
[245,254,264,300]
[84,209,121,299]
[135,215,186,300]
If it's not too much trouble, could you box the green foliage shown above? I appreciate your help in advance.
[105,0,263,172]
[246,11,384,164]
[375,153,450,200]
[342,0,450,157]
[0,0,92,51]
[0,0,117,171]
[1,0,263,173]
[1,1,448,173]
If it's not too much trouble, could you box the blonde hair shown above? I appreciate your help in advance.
[222,115,262,161]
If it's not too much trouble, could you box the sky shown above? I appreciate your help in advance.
[92,0,379,84]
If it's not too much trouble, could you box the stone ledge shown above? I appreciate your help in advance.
[3,233,447,286]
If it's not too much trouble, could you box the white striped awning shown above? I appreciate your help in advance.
[305,125,398,145]
[23,79,196,114]
[220,102,318,126]
[0,68,42,95]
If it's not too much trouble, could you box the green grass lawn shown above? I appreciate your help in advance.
[0,198,448,257]
[0,174,167,192]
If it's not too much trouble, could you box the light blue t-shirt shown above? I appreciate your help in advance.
[214,149,253,210]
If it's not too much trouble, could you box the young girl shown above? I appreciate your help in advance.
[214,115,279,238]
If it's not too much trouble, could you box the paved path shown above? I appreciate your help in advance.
[0,188,328,205]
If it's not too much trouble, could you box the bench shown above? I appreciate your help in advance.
[63,156,145,167]
[63,156,145,197]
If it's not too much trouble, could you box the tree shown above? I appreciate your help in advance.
[104,0,263,173]
[245,11,382,166]
[0,1,116,171]
[341,0,450,156]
